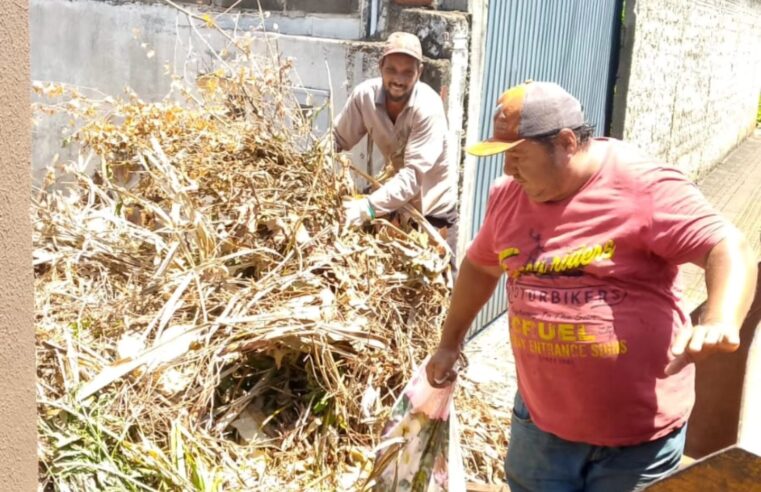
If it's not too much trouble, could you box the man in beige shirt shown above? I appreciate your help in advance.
[334,32,459,258]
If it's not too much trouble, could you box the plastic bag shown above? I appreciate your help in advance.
[366,356,465,492]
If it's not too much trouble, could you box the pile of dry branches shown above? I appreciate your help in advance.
[34,32,454,492]
[34,7,508,491]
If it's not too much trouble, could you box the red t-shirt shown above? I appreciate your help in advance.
[468,138,730,446]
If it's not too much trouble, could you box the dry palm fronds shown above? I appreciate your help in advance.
[34,6,506,491]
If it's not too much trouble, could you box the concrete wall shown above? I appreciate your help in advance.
[0,1,36,488]
[210,0,360,14]
[30,0,382,181]
[612,0,761,178]
[114,0,367,39]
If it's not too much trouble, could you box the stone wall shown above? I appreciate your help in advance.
[612,0,761,178]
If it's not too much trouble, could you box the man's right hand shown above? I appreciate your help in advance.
[426,347,460,388]
[342,197,374,228]
[425,257,503,388]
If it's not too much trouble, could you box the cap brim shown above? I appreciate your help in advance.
[466,138,525,157]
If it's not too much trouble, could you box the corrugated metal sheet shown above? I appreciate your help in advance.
[467,0,622,338]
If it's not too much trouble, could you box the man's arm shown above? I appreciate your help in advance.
[332,88,367,153]
[368,110,445,215]
[426,256,503,386]
[666,229,757,375]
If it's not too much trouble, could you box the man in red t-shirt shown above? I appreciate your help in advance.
[426,81,757,490]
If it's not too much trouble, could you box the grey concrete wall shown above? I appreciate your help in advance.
[0,1,36,488]
[31,0,381,181]
[112,0,366,38]
[614,0,761,178]
[211,0,360,14]
[128,0,360,15]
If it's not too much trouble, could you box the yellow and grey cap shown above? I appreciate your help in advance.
[467,81,586,156]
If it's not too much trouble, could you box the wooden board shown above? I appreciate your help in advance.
[645,445,761,491]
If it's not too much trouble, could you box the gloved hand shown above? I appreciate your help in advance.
[343,197,375,228]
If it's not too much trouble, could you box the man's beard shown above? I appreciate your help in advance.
[384,86,412,103]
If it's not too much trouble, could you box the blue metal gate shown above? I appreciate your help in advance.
[468,0,623,337]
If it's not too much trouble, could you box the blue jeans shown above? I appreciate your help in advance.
[505,392,686,492]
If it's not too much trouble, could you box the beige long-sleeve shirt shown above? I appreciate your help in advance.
[333,78,457,218]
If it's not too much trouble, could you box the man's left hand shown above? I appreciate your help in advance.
[665,322,741,375]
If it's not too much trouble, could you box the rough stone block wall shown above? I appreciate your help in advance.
[619,0,761,178]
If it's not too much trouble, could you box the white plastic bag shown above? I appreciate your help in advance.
[367,356,465,492]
